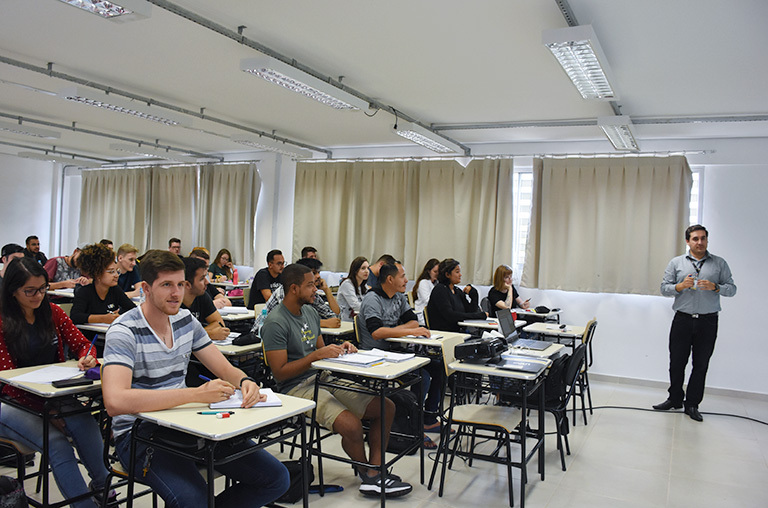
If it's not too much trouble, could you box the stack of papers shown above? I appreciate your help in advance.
[210,388,282,409]
[324,352,385,367]
[12,365,82,384]
[366,349,415,362]
[482,330,504,340]
[214,332,241,346]
[219,306,250,315]
[404,333,443,340]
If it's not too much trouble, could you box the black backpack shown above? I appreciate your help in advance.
[0,476,27,508]
[386,389,420,455]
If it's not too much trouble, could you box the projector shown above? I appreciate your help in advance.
[454,337,506,364]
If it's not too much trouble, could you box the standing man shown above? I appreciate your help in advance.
[248,249,285,308]
[101,250,289,507]
[654,225,736,421]
[168,237,182,256]
[23,235,48,265]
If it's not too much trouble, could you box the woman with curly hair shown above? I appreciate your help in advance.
[70,243,135,327]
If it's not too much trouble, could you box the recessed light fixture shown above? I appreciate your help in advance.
[230,135,312,158]
[109,143,199,163]
[598,116,639,151]
[56,0,151,22]
[543,25,618,100]
[17,151,102,167]
[0,120,61,139]
[392,121,464,154]
[59,86,190,127]
[240,56,369,111]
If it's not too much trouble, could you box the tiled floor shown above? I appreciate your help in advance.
[6,378,768,507]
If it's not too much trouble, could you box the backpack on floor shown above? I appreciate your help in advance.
[386,389,420,455]
[277,460,315,503]
[0,476,27,508]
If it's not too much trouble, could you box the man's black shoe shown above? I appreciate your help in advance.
[685,406,703,422]
[652,399,683,411]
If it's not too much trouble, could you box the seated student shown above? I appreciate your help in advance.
[426,258,486,333]
[487,264,530,318]
[248,249,285,309]
[296,257,341,328]
[168,237,182,256]
[101,250,289,508]
[23,235,48,265]
[209,249,234,282]
[0,257,110,508]
[357,262,443,442]
[261,263,412,498]
[182,257,230,341]
[300,246,317,259]
[412,258,439,326]
[44,247,91,290]
[99,239,113,250]
[71,243,135,328]
[366,254,396,290]
[336,256,369,321]
[116,243,142,298]
[188,248,231,309]
[1,243,25,291]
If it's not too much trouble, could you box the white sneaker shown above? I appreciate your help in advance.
[359,470,412,497]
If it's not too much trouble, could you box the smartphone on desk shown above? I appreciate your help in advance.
[52,377,94,388]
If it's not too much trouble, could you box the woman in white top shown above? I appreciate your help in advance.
[336,256,370,321]
[412,258,439,326]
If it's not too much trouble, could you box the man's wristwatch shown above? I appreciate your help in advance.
[713,283,720,293]
[239,376,257,387]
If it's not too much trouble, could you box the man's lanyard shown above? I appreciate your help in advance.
[688,256,706,277]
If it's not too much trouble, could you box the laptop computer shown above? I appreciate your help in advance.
[497,308,552,351]
[496,354,548,374]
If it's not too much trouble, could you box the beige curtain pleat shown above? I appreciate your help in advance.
[79,168,151,250]
[148,166,198,250]
[522,156,691,294]
[294,159,513,284]
[197,163,260,266]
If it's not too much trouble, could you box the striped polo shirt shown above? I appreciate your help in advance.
[103,305,212,437]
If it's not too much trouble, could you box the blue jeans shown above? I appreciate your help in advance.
[115,423,290,508]
[0,403,108,508]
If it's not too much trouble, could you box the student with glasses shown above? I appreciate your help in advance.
[70,243,135,330]
[0,257,111,508]
[208,248,234,282]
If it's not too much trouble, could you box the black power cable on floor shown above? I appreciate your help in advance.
[586,405,768,426]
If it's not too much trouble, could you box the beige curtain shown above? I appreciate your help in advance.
[522,156,692,294]
[148,166,198,250]
[197,163,260,266]
[79,168,151,249]
[293,158,513,284]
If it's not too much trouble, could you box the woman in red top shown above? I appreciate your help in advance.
[0,257,109,508]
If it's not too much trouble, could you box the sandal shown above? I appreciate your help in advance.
[423,434,437,449]
[424,423,454,434]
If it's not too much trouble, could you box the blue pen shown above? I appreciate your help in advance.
[199,374,212,382]
[86,336,98,358]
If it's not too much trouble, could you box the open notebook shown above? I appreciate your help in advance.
[210,388,282,409]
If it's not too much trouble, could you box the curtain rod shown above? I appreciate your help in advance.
[95,160,262,170]
[533,150,714,159]
[301,155,512,163]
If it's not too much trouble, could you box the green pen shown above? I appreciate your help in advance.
[197,411,235,415]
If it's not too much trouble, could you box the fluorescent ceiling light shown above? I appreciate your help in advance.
[543,25,618,100]
[240,56,369,111]
[58,86,190,127]
[0,120,60,139]
[109,143,199,163]
[56,0,151,22]
[598,116,639,151]
[392,121,463,154]
[17,151,102,167]
[231,135,312,158]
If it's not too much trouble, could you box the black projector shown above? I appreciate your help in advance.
[454,337,506,364]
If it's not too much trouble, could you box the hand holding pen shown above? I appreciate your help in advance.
[197,375,236,403]
[78,336,99,370]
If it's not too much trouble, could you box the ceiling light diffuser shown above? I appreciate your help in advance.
[56,0,151,22]
[240,56,369,111]
[17,151,102,167]
[0,120,61,139]
[542,25,618,100]
[230,135,312,158]
[392,121,463,154]
[109,143,199,163]
[59,86,190,127]
[598,116,639,151]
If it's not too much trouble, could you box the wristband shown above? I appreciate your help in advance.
[239,376,256,387]
[714,283,720,293]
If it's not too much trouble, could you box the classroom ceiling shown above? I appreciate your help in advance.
[0,0,766,164]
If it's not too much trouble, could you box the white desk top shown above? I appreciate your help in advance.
[312,355,429,380]
[216,341,263,356]
[507,343,565,359]
[522,322,585,338]
[76,323,110,334]
[457,319,526,330]
[448,356,551,381]
[0,360,101,398]
[387,330,469,348]
[320,320,354,336]
[221,309,256,322]
[136,394,315,441]
[47,289,75,298]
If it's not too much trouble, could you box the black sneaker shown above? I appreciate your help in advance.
[91,481,118,507]
[359,471,412,498]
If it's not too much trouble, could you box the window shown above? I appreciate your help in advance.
[689,169,701,225]
[511,170,533,284]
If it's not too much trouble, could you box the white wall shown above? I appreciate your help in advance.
[0,153,58,255]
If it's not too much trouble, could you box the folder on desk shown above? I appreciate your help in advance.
[324,352,385,367]
[366,349,415,362]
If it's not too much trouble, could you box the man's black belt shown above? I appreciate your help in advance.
[676,311,718,319]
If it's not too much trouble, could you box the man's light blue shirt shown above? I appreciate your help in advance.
[660,251,736,314]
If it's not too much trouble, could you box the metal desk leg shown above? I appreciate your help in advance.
[379,388,386,508]
[126,420,139,508]
[41,401,50,507]
[300,417,309,508]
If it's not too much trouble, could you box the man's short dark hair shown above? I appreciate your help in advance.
[282,263,312,292]
[437,258,461,285]
[168,237,181,246]
[99,239,113,246]
[296,257,323,272]
[378,262,401,285]
[188,248,210,261]
[685,224,708,241]
[183,256,207,283]
[267,249,282,263]
[141,250,184,285]
[376,254,397,265]
[24,235,38,246]
[301,246,317,258]
[1,243,24,259]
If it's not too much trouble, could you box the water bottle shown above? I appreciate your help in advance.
[233,267,239,285]
[139,286,145,304]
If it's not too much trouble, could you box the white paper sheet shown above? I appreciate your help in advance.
[11,365,83,384]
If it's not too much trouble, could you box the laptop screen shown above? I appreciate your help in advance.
[496,308,518,342]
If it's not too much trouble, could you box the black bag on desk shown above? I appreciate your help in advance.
[386,390,420,455]
[0,476,27,508]
[277,460,315,503]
